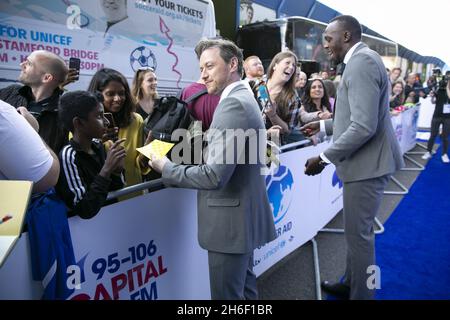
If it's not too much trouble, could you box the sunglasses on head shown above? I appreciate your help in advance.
[137,67,155,73]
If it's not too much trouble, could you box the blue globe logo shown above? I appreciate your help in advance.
[265,166,294,224]
[332,170,343,188]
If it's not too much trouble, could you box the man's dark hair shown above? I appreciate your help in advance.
[59,90,102,132]
[330,15,362,42]
[195,38,244,76]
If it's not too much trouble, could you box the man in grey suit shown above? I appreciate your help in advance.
[301,15,404,300]
[148,39,276,299]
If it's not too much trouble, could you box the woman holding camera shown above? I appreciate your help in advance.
[422,76,450,163]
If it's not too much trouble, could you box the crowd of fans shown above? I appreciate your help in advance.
[0,47,447,221]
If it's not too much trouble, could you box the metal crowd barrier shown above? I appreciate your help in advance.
[106,139,312,201]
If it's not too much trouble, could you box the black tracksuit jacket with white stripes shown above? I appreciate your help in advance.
[56,139,124,219]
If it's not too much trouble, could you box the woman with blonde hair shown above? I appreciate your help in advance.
[131,67,158,120]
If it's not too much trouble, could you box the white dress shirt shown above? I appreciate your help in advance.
[219,80,247,103]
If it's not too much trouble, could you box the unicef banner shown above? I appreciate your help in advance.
[253,142,342,276]
[0,0,216,94]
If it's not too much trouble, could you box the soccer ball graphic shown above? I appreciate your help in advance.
[130,46,157,72]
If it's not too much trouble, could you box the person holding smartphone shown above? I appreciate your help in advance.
[59,57,81,90]
[389,80,405,113]
[88,68,151,199]
[253,50,304,145]
[0,50,69,154]
[57,91,126,218]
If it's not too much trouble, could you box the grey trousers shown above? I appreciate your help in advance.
[342,174,390,300]
[207,251,257,300]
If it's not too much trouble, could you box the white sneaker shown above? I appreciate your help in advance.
[442,154,449,163]
[421,152,432,160]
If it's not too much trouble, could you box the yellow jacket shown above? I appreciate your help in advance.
[105,113,149,199]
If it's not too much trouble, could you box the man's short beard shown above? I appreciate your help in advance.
[18,74,29,85]
[19,75,40,87]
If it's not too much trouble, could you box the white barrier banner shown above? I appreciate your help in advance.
[401,106,419,153]
[390,106,419,155]
[417,97,435,129]
[0,188,210,300]
[391,112,403,147]
[254,141,342,276]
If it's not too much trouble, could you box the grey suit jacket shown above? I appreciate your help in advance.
[162,82,276,254]
[323,43,404,182]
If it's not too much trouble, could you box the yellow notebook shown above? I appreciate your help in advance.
[0,180,33,267]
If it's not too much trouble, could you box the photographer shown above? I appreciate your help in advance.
[422,70,450,163]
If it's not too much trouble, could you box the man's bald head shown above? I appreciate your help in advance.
[34,50,69,85]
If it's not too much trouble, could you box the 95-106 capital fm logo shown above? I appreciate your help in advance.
[67,240,168,300]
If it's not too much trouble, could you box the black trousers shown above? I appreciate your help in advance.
[427,116,450,154]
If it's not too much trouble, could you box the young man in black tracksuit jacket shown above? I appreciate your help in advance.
[56,91,126,219]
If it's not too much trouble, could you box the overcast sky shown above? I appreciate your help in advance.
[319,0,450,68]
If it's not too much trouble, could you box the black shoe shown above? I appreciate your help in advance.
[321,280,350,300]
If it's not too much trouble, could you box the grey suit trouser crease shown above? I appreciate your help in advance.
[208,251,257,300]
[342,174,390,300]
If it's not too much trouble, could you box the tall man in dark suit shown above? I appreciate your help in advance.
[301,15,404,299]
[148,39,276,299]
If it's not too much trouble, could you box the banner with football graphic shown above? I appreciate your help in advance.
[0,0,216,95]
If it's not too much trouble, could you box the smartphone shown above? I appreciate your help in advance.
[104,112,118,141]
[103,112,116,128]
[68,57,80,81]
[258,84,273,114]
[69,57,81,71]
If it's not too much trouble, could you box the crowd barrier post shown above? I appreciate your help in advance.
[310,238,322,300]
